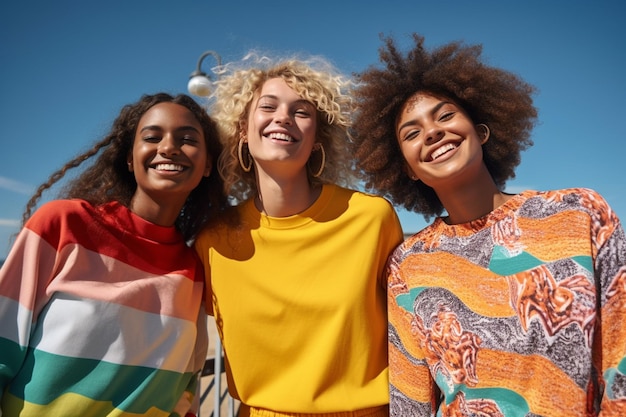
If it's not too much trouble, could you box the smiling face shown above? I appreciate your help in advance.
[244,77,318,175]
[128,102,211,212]
[395,92,487,189]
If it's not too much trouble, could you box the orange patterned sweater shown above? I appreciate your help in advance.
[388,188,626,416]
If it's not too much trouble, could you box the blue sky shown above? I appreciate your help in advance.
[1,0,624,259]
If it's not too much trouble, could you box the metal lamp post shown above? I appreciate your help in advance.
[187,50,222,97]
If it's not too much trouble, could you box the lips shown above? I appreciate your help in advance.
[153,163,185,171]
[266,132,297,142]
[429,143,458,161]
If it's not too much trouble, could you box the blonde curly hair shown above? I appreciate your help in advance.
[209,52,356,203]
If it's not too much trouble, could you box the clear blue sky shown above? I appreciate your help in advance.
[1,0,625,259]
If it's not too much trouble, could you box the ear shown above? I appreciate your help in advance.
[476,124,490,144]
[203,158,213,177]
[404,163,419,181]
[127,154,134,172]
[238,119,248,141]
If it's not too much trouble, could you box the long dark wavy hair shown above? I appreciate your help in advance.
[22,92,230,241]
[352,34,537,220]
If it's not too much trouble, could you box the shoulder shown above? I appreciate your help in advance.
[194,224,215,247]
[565,187,610,206]
[19,199,100,251]
[329,185,403,238]
[194,205,242,247]
[34,199,92,214]
[331,184,397,212]
[399,221,438,248]
[518,188,623,233]
[26,199,95,229]
[530,188,611,210]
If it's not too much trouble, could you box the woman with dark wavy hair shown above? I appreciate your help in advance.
[0,93,229,416]
[352,34,626,416]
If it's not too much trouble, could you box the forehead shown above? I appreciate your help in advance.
[138,102,200,127]
[257,77,303,99]
[401,92,447,114]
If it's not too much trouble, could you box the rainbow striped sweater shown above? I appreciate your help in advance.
[0,199,208,417]
[388,188,626,416]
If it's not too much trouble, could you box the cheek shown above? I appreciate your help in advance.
[188,147,208,164]
[249,111,265,129]
[245,118,263,142]
[398,141,416,161]
[299,120,317,139]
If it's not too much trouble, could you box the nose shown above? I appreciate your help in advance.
[274,106,292,125]
[424,124,444,144]
[158,134,180,155]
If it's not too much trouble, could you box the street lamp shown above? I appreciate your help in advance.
[187,50,222,97]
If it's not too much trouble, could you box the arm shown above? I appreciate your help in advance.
[376,199,404,290]
[0,219,57,392]
[194,231,215,317]
[589,191,626,415]
[174,304,209,417]
[170,249,210,415]
[387,250,436,417]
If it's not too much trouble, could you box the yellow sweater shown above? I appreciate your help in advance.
[195,184,403,413]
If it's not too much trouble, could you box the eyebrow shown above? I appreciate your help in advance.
[139,125,201,133]
[396,100,451,134]
[258,94,314,107]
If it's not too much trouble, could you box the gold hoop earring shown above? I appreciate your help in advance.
[238,139,252,172]
[477,123,490,144]
[309,143,326,178]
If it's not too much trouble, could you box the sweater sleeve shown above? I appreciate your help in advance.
[194,233,214,317]
[182,303,209,416]
[0,206,60,391]
[588,191,626,415]
[387,244,435,417]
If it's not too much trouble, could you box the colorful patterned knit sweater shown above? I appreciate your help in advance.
[388,188,626,416]
[0,199,208,417]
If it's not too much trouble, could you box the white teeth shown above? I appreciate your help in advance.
[431,143,457,161]
[155,163,184,171]
[267,132,295,142]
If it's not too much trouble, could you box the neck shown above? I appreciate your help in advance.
[254,169,321,217]
[436,167,512,225]
[129,192,185,227]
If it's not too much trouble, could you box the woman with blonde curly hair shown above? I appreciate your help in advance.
[194,53,403,416]
[352,34,626,416]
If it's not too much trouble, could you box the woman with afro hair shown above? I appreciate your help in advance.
[352,34,626,416]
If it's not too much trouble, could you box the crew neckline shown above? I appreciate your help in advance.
[433,190,535,233]
[96,201,183,244]
[243,184,335,229]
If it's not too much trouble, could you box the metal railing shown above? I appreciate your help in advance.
[198,337,239,417]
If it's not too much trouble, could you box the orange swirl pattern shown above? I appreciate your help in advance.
[388,188,626,416]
